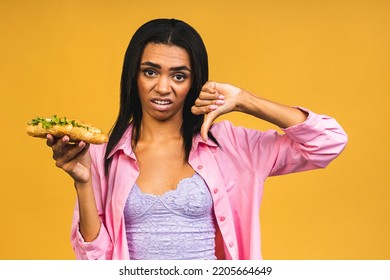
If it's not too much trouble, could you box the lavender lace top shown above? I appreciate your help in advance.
[123,173,216,260]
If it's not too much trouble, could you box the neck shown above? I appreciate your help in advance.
[138,116,183,143]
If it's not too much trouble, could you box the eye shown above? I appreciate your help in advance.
[173,73,187,82]
[143,69,157,77]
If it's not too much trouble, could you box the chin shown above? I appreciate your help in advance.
[153,113,180,122]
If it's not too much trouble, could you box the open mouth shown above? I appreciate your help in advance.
[151,98,173,111]
[152,99,171,105]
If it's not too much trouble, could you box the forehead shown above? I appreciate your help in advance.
[140,43,191,68]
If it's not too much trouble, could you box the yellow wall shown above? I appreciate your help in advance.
[1,0,389,259]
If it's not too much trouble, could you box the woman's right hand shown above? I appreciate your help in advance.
[46,134,91,184]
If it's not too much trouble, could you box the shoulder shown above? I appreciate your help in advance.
[90,123,134,160]
[209,120,234,135]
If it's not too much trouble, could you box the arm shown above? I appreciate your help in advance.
[193,81,347,176]
[191,81,308,140]
[70,145,113,260]
[47,135,101,242]
[74,181,101,242]
[48,135,113,259]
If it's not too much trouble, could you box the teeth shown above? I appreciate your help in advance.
[154,100,170,105]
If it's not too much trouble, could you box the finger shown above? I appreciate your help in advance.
[55,141,88,168]
[53,137,86,167]
[192,93,224,115]
[46,134,57,147]
[51,136,71,157]
[201,110,220,141]
[195,97,225,107]
[204,81,217,91]
[198,91,225,102]
[191,104,219,115]
[198,91,220,100]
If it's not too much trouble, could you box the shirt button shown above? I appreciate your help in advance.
[213,188,218,194]
[229,242,234,248]
[219,216,225,222]
[197,165,203,170]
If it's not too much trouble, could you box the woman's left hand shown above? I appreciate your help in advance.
[191,81,243,141]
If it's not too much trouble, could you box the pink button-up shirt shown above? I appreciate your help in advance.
[71,107,347,260]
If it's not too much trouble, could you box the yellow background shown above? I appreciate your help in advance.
[1,0,389,259]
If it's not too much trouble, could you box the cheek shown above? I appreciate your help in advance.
[176,83,192,99]
[136,77,150,95]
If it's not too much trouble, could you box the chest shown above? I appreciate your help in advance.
[134,142,195,195]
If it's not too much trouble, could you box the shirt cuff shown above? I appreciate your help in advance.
[282,106,327,143]
[76,222,111,260]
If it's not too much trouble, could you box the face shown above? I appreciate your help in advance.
[137,43,192,122]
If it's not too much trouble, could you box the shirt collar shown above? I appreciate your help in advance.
[106,124,135,159]
[191,133,219,151]
[107,125,218,159]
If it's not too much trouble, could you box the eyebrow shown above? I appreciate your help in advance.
[140,61,191,72]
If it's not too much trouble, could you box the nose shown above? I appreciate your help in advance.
[155,76,171,95]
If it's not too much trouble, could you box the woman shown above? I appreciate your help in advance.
[47,18,348,260]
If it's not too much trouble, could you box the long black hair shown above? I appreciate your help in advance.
[104,18,211,174]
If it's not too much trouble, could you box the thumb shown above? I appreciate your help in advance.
[201,110,220,141]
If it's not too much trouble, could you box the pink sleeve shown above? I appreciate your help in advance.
[70,145,113,260]
[215,107,348,179]
[265,107,348,176]
[71,212,112,260]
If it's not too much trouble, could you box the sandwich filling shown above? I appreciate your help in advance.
[28,115,91,131]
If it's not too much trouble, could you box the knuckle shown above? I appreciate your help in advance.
[191,107,196,114]
[67,167,76,177]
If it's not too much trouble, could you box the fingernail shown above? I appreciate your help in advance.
[209,105,218,110]
[215,100,224,105]
[218,95,225,100]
